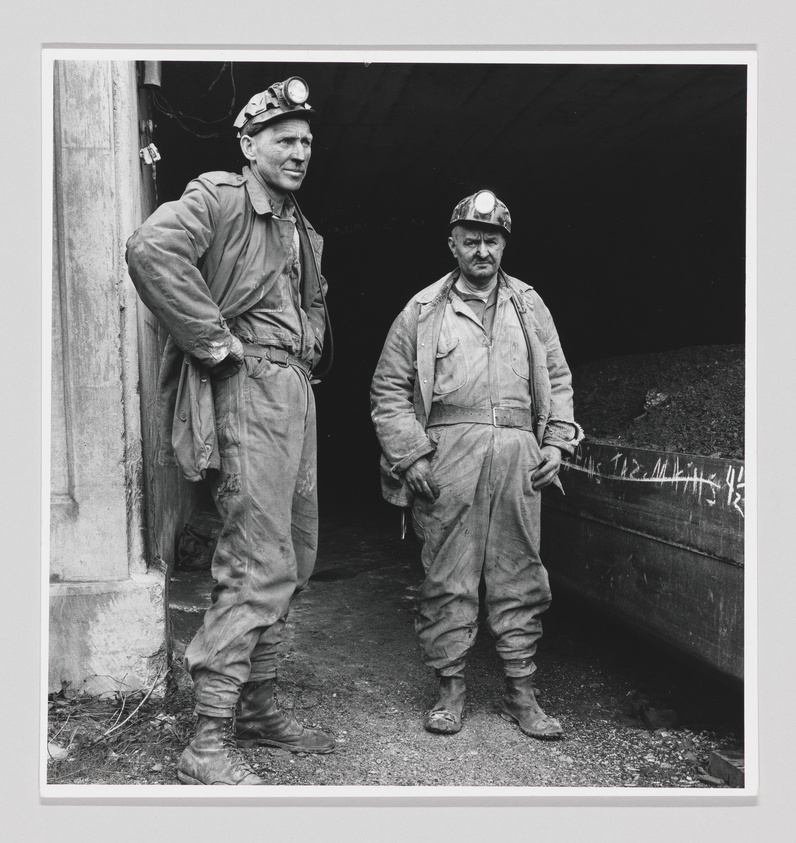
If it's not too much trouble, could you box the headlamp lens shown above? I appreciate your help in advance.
[283,77,309,106]
[473,190,497,215]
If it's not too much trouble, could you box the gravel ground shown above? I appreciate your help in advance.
[47,507,743,790]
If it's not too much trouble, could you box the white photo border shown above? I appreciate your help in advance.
[40,45,758,804]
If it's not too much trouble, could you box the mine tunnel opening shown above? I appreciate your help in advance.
[148,58,746,511]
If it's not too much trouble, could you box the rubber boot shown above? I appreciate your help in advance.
[499,674,563,740]
[234,678,335,754]
[423,673,466,735]
[177,714,265,785]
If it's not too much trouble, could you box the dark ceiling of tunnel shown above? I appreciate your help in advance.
[145,59,748,498]
[151,60,746,227]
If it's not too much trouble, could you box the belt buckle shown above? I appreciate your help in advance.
[268,347,290,367]
[492,406,516,427]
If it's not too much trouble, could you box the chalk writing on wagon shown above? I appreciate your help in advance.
[563,448,745,518]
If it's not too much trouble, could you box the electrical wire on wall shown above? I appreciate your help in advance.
[150,62,238,139]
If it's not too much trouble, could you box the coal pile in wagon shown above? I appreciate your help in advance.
[571,344,744,460]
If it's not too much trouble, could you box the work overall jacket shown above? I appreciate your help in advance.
[126,166,327,481]
[371,270,582,506]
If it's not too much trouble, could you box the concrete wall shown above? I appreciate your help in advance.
[49,60,166,696]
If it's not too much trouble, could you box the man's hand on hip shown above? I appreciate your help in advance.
[227,334,245,364]
[531,445,562,490]
[404,456,440,502]
[205,335,245,378]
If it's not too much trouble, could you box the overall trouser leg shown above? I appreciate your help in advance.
[184,360,315,717]
[248,385,318,682]
[412,425,493,676]
[482,428,552,677]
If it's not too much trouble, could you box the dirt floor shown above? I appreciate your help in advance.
[47,505,743,789]
[572,344,744,459]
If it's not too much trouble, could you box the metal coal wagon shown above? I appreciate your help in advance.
[542,442,746,680]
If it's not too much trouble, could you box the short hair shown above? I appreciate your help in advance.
[240,121,267,139]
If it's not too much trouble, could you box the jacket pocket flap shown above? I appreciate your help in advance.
[435,333,460,357]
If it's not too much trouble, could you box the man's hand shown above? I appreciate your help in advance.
[227,334,245,364]
[531,445,563,490]
[404,456,440,502]
[205,335,244,378]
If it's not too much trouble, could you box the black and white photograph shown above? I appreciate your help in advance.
[43,49,755,798]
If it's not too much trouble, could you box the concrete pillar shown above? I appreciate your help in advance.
[49,60,166,696]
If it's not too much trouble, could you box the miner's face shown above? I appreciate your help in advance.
[240,117,313,196]
[448,224,507,287]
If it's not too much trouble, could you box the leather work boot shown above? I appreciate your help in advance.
[177,714,265,785]
[234,678,336,754]
[499,674,564,740]
[423,673,466,734]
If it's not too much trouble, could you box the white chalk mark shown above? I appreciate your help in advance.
[563,449,744,517]
[565,460,723,491]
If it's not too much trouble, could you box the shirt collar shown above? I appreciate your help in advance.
[450,269,504,301]
[243,166,296,219]
[454,278,497,301]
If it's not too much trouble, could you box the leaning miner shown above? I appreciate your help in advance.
[370,190,583,739]
[126,77,335,785]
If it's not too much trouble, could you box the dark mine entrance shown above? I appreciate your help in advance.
[149,59,746,509]
[153,59,747,787]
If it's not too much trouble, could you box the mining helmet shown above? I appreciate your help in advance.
[449,190,511,236]
[234,77,314,137]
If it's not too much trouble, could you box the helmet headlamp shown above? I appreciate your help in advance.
[473,190,497,215]
[234,77,314,136]
[449,189,512,236]
[282,76,310,106]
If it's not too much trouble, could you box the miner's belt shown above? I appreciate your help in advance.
[427,404,534,430]
[241,342,311,374]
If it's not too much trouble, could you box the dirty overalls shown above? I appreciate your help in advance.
[412,281,551,680]
[184,206,319,718]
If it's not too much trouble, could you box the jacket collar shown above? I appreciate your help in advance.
[242,166,295,218]
[415,271,457,305]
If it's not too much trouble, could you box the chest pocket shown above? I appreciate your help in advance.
[433,332,468,395]
[250,273,288,314]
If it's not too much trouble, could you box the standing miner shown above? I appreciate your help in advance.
[371,190,583,739]
[127,77,335,785]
